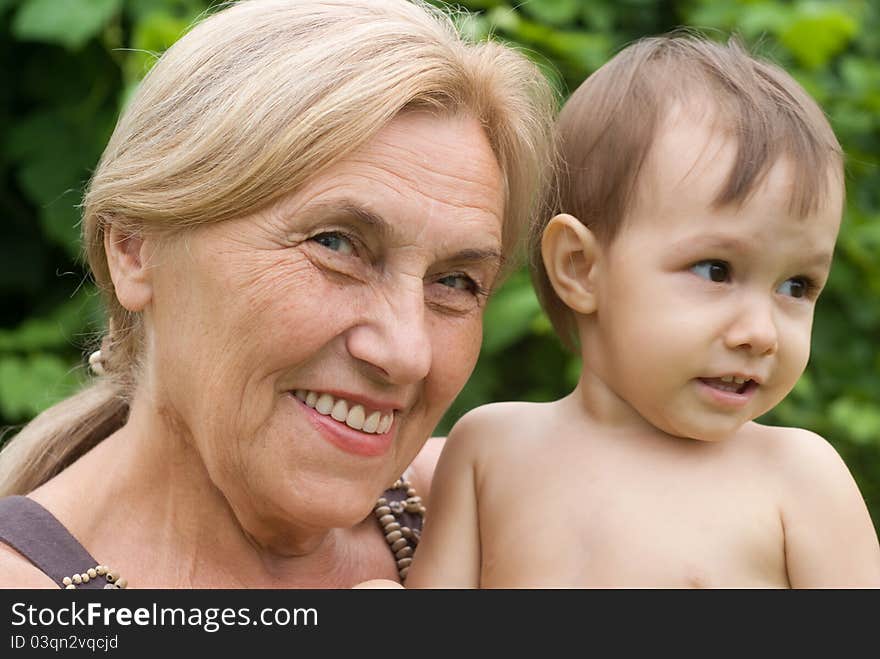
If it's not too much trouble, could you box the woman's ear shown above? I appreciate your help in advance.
[541,213,601,315]
[104,224,153,312]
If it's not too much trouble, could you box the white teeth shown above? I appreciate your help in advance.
[733,377,747,384]
[720,376,734,383]
[315,393,334,415]
[363,411,381,433]
[346,405,365,430]
[331,399,348,422]
[293,390,394,435]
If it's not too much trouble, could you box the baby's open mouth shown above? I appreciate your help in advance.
[699,376,756,395]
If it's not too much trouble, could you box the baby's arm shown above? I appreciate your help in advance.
[405,413,485,588]
[779,429,880,587]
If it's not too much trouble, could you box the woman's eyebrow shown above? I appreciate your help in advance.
[301,200,392,237]
[303,199,502,266]
[440,247,503,269]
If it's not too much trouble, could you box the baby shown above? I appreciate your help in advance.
[406,35,880,587]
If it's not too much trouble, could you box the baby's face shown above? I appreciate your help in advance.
[590,117,843,441]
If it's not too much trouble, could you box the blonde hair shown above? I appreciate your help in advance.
[530,34,844,351]
[0,0,556,495]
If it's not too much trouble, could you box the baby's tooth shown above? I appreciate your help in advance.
[294,390,307,401]
[733,377,746,384]
[720,375,734,383]
[346,404,366,430]
[378,413,393,434]
[331,399,349,422]
[306,391,318,408]
[363,411,381,434]
[315,393,334,415]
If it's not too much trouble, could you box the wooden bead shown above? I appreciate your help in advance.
[96,566,107,575]
[65,584,76,589]
[396,557,412,568]
[389,502,404,514]
[106,571,118,583]
[374,506,391,517]
[379,514,396,526]
[400,527,413,538]
[115,578,128,589]
[104,583,118,589]
[80,573,90,583]
[406,495,422,505]
[406,487,417,497]
[72,574,82,584]
[395,546,413,559]
[375,497,388,507]
[391,538,408,552]
[385,530,403,543]
[399,566,409,580]
[87,568,97,579]
[383,522,401,533]
[62,577,72,586]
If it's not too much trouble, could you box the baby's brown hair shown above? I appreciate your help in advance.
[531,34,844,351]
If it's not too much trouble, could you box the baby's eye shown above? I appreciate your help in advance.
[311,231,355,256]
[691,260,730,283]
[437,273,478,293]
[777,277,812,299]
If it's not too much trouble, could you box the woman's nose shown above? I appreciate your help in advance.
[345,281,433,384]
[723,294,779,357]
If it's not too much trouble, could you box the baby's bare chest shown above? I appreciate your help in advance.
[476,447,788,588]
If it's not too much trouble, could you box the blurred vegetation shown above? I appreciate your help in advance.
[0,0,878,531]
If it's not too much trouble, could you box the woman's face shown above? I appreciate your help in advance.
[145,112,505,540]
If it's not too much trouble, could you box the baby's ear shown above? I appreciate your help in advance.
[104,223,154,313]
[541,214,601,315]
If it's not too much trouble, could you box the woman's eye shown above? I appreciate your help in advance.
[691,260,730,283]
[778,277,811,299]
[437,273,478,293]
[311,232,355,256]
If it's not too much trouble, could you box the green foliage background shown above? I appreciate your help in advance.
[0,0,878,532]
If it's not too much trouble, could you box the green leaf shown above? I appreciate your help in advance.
[779,7,858,69]
[0,0,20,17]
[486,5,520,32]
[829,397,880,446]
[521,0,581,27]
[0,288,102,352]
[482,272,542,355]
[545,30,612,73]
[12,0,121,50]
[5,111,102,255]
[0,354,83,421]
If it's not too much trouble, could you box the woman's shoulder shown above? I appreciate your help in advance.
[0,543,57,588]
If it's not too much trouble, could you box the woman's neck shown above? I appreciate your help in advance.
[31,394,387,588]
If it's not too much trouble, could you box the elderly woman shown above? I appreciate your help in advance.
[0,0,554,588]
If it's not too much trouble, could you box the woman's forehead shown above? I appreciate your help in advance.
[278,113,505,249]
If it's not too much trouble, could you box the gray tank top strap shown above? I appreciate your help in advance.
[0,496,104,589]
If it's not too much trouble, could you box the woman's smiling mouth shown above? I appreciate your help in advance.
[293,389,395,434]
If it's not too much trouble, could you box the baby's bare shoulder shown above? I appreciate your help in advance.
[0,543,57,588]
[442,401,559,466]
[451,400,557,448]
[741,422,850,485]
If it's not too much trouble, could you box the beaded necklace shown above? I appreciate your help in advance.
[62,478,424,588]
